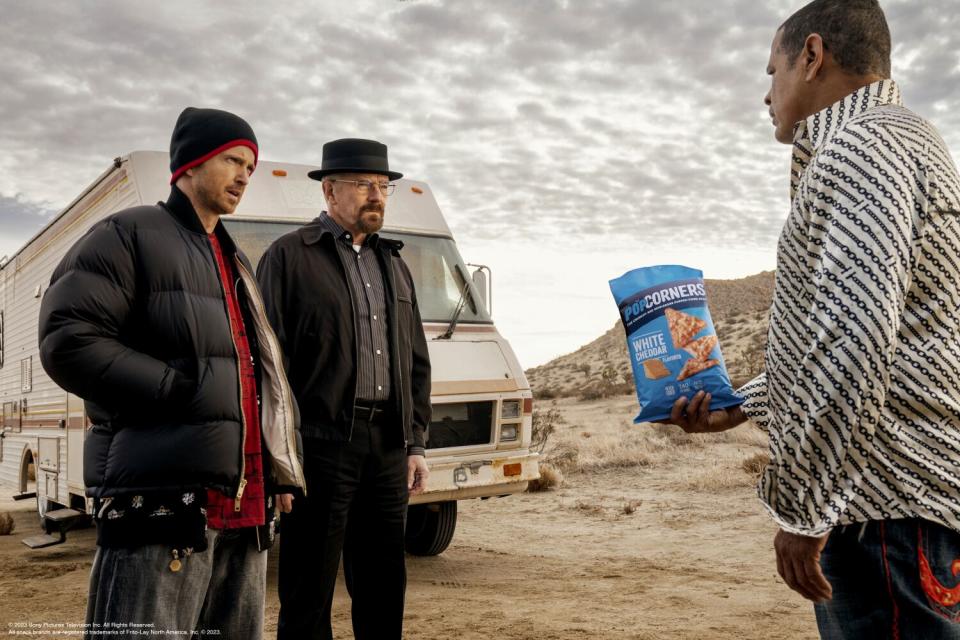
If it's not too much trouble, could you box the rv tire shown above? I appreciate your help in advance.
[405,501,457,556]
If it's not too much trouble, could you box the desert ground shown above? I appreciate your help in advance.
[0,395,818,640]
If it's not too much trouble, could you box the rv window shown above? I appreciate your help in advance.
[386,233,491,324]
[0,402,14,433]
[2,402,14,433]
[223,220,493,324]
[220,220,296,271]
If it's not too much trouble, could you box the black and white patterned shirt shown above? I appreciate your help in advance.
[317,212,392,402]
[740,80,960,536]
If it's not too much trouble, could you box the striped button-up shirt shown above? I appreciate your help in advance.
[741,79,960,537]
[317,212,392,402]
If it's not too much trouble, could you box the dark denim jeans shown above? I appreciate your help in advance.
[815,518,960,639]
[84,527,266,640]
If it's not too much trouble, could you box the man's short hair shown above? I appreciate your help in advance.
[779,0,891,77]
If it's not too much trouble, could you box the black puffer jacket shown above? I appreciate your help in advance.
[38,186,304,498]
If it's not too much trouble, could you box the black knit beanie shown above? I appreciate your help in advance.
[169,107,259,185]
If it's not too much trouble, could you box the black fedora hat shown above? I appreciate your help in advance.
[307,138,403,181]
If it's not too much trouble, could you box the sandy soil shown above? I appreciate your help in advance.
[0,397,818,640]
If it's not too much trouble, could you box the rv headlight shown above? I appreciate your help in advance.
[500,423,519,442]
[501,400,521,420]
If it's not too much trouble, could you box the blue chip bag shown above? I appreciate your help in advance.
[608,265,743,423]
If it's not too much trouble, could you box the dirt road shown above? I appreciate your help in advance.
[0,398,819,639]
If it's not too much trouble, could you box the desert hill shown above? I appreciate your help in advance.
[526,271,775,399]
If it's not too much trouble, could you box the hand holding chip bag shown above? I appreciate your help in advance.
[667,389,747,433]
[609,265,743,423]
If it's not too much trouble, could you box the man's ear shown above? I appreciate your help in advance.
[174,172,191,192]
[322,180,335,205]
[802,33,825,82]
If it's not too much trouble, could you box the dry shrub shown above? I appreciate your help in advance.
[527,462,563,492]
[531,407,565,454]
[622,499,642,515]
[574,435,655,471]
[574,500,605,515]
[577,387,604,402]
[741,452,769,477]
[644,422,767,449]
[534,386,561,400]
[577,381,632,402]
[541,418,768,477]
[548,428,660,473]
[570,498,642,518]
[0,512,15,536]
[648,424,708,450]
[547,441,581,473]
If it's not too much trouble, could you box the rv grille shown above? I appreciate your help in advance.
[426,402,494,449]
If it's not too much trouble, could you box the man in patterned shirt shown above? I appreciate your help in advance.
[668,0,960,636]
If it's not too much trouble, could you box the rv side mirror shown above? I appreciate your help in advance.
[470,265,491,316]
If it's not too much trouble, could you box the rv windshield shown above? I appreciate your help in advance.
[222,219,492,324]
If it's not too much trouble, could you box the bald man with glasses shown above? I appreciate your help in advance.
[257,138,431,640]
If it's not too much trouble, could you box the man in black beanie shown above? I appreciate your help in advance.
[38,107,304,639]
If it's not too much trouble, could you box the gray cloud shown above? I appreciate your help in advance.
[0,195,56,258]
[0,0,957,259]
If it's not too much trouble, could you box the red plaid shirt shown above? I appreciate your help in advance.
[206,233,266,529]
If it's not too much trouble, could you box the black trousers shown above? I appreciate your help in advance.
[277,416,409,640]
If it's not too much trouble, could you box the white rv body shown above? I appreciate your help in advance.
[0,151,538,552]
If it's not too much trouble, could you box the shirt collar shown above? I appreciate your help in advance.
[162,185,239,254]
[163,184,206,235]
[790,79,901,199]
[302,211,380,248]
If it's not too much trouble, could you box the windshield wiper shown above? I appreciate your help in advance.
[435,265,476,340]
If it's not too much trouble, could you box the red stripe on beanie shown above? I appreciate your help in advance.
[169,139,259,185]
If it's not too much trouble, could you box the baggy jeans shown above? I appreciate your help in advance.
[84,527,266,640]
[816,518,960,639]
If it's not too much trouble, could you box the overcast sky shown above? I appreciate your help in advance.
[1,0,958,367]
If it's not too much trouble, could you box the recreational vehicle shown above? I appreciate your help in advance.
[0,151,539,554]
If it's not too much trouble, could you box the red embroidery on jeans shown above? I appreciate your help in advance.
[918,527,960,607]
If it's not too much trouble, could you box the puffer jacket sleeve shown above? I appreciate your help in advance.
[38,217,191,410]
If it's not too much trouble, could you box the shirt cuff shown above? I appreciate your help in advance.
[737,373,770,429]
[406,446,425,457]
[759,495,836,538]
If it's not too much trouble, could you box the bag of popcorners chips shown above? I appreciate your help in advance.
[609,265,743,423]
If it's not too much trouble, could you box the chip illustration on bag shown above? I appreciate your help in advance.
[664,308,706,349]
[683,335,719,361]
[677,357,719,381]
[608,265,743,423]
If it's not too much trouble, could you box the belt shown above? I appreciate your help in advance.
[353,400,393,424]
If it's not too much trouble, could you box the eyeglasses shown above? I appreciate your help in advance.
[330,179,396,196]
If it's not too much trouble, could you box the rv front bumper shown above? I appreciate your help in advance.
[409,451,540,505]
